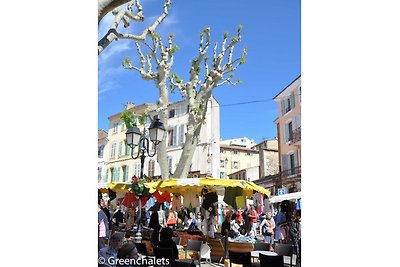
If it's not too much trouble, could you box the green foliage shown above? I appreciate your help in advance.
[151,32,160,40]
[237,24,243,33]
[171,73,183,83]
[123,56,131,66]
[231,36,239,43]
[229,73,234,78]
[196,66,201,75]
[239,57,246,64]
[224,32,229,39]
[194,106,202,116]
[138,110,148,125]
[170,44,179,54]
[237,79,242,84]
[121,109,137,129]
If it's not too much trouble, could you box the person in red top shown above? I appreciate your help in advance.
[236,209,243,225]
[247,205,258,236]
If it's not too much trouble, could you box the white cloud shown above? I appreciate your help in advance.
[99,40,133,62]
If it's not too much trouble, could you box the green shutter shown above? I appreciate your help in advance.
[106,169,109,182]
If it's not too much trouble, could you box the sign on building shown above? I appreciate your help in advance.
[277,188,285,195]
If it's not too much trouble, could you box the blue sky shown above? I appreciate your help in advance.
[98,0,300,143]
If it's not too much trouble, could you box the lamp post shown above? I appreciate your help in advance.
[126,117,166,242]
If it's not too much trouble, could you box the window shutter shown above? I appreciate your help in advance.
[118,141,122,157]
[179,125,185,144]
[281,101,285,115]
[294,153,298,168]
[106,169,109,182]
[282,155,289,171]
[290,93,295,109]
[173,126,178,146]
[283,123,287,143]
[125,165,129,182]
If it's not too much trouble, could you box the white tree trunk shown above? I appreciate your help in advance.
[98,0,130,23]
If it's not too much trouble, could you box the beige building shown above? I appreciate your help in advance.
[98,129,108,183]
[103,97,221,183]
[254,139,279,178]
[273,75,301,193]
[219,137,259,179]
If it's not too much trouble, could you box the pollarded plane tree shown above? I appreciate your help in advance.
[122,26,247,179]
[98,0,171,55]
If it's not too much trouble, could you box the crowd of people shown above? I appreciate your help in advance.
[98,197,301,266]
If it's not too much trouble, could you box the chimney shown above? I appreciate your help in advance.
[125,102,135,110]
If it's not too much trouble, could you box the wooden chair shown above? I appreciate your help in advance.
[208,238,225,263]
[184,239,202,266]
[259,253,284,267]
[228,250,252,267]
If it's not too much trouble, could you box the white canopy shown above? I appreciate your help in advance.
[268,192,301,203]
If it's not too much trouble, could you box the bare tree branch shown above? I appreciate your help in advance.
[98,0,171,55]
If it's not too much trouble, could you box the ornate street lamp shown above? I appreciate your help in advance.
[126,117,166,241]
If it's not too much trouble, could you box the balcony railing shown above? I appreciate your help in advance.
[288,127,301,144]
[281,165,301,178]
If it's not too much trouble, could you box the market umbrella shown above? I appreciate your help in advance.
[144,177,271,197]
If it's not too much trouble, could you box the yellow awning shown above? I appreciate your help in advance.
[144,177,270,196]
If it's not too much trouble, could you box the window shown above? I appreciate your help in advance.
[246,152,251,156]
[220,160,226,168]
[233,161,239,169]
[282,152,298,174]
[134,163,141,177]
[281,93,295,115]
[168,127,176,146]
[220,172,225,178]
[220,148,225,154]
[299,86,301,102]
[125,141,131,156]
[288,121,293,141]
[123,165,130,182]
[113,122,119,134]
[121,121,126,131]
[284,120,295,143]
[148,160,155,177]
[233,150,239,155]
[111,143,116,159]
[169,108,175,118]
[98,144,105,158]
[111,167,120,182]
